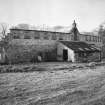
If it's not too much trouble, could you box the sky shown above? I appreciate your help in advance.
[0,0,105,32]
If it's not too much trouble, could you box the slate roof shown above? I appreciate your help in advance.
[59,41,100,52]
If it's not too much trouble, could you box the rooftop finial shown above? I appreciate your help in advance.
[72,20,76,28]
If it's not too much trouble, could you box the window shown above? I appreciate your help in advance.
[91,36,93,42]
[52,34,57,40]
[34,33,40,39]
[92,36,96,42]
[13,35,20,39]
[12,31,19,35]
[24,35,31,39]
[96,36,99,42]
[43,32,49,40]
[93,36,96,42]
[59,38,63,40]
[71,35,74,41]
[85,35,88,41]
[89,36,91,41]
[34,36,40,39]
[99,37,102,42]
[44,36,49,40]
[87,35,91,41]
[59,34,63,40]
[95,36,97,42]
[93,36,95,42]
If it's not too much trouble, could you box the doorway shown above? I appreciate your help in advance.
[63,49,68,61]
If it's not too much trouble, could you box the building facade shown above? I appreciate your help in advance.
[9,21,102,47]
[0,21,102,63]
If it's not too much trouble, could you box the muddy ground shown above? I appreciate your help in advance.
[0,62,105,105]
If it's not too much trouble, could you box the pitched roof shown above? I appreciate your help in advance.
[59,41,100,52]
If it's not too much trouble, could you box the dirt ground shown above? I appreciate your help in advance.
[0,62,105,105]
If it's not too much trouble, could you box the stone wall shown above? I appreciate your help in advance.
[6,39,57,63]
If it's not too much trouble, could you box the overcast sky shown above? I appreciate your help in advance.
[0,0,105,31]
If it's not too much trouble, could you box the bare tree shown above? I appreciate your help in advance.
[0,23,9,49]
[0,23,8,39]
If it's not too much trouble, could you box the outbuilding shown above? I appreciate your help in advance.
[57,41,101,62]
